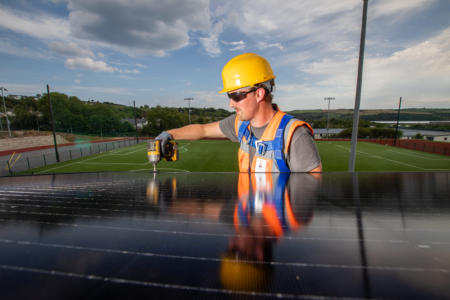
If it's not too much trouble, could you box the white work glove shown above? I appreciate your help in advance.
[155,131,173,156]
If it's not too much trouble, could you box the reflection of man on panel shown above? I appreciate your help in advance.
[145,172,320,292]
[220,173,320,291]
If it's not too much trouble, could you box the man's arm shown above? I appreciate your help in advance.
[288,126,322,173]
[167,121,225,140]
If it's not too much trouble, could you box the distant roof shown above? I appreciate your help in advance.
[314,128,345,134]
[400,129,450,137]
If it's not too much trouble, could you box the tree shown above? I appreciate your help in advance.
[11,104,35,130]
[414,133,424,140]
[142,106,188,137]
[336,127,401,139]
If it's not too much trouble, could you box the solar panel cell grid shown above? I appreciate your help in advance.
[0,172,449,299]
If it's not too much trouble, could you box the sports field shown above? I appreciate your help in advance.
[21,140,450,174]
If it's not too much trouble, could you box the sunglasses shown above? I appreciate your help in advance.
[227,88,257,102]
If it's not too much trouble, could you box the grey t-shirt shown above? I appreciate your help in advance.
[219,114,321,172]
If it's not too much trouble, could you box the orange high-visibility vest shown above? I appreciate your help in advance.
[234,110,313,172]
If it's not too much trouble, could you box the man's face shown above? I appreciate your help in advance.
[228,88,258,121]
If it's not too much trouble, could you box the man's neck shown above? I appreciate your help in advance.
[250,102,277,127]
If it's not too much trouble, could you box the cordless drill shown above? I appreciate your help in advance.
[147,139,178,172]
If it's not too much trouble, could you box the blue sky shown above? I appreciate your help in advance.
[0,0,449,111]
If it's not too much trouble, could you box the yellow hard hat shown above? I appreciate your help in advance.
[219,53,276,93]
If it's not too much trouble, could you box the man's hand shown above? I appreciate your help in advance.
[155,131,172,156]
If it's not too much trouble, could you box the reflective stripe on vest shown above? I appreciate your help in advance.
[235,110,313,172]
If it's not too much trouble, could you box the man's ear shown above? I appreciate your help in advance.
[255,88,266,103]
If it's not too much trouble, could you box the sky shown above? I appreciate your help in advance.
[0,0,449,111]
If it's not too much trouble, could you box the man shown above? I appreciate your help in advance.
[156,53,321,173]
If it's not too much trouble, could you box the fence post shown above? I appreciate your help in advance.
[43,154,47,166]
[69,150,72,160]
[80,148,83,157]
[26,157,30,170]
[7,160,12,176]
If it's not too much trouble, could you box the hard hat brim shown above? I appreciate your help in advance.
[218,76,276,94]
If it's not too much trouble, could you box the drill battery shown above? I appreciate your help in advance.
[162,140,178,161]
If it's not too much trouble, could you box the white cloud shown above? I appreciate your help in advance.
[69,85,133,95]
[228,40,246,51]
[135,63,147,69]
[257,41,284,51]
[275,27,450,110]
[219,0,435,41]
[370,0,436,18]
[205,0,448,109]
[121,69,140,74]
[221,1,359,42]
[50,39,139,74]
[182,80,192,87]
[214,0,438,60]
[44,0,69,4]
[1,1,447,109]
[199,22,223,56]
[362,27,450,107]
[0,37,51,59]
[0,5,69,40]
[192,90,230,110]
[49,41,94,58]
[68,0,211,56]
[65,57,116,72]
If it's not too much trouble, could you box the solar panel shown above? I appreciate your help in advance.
[0,172,449,299]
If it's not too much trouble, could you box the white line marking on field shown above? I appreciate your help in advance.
[35,155,104,174]
[178,143,191,154]
[191,140,229,144]
[336,145,426,170]
[107,147,144,156]
[336,145,349,152]
[365,152,425,170]
[386,149,450,161]
[358,149,425,170]
[83,162,148,166]
[131,168,190,172]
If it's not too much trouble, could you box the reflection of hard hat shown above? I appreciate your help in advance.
[220,253,273,292]
[219,53,276,93]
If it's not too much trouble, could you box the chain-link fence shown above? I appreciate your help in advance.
[1,139,141,176]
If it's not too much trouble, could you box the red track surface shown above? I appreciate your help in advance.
[0,138,136,156]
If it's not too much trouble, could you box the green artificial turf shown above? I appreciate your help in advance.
[23,140,450,174]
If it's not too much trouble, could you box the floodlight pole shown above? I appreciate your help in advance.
[348,0,368,172]
[47,84,60,162]
[324,97,335,139]
[133,100,139,143]
[1,87,11,137]
[184,97,194,124]
[394,97,402,146]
